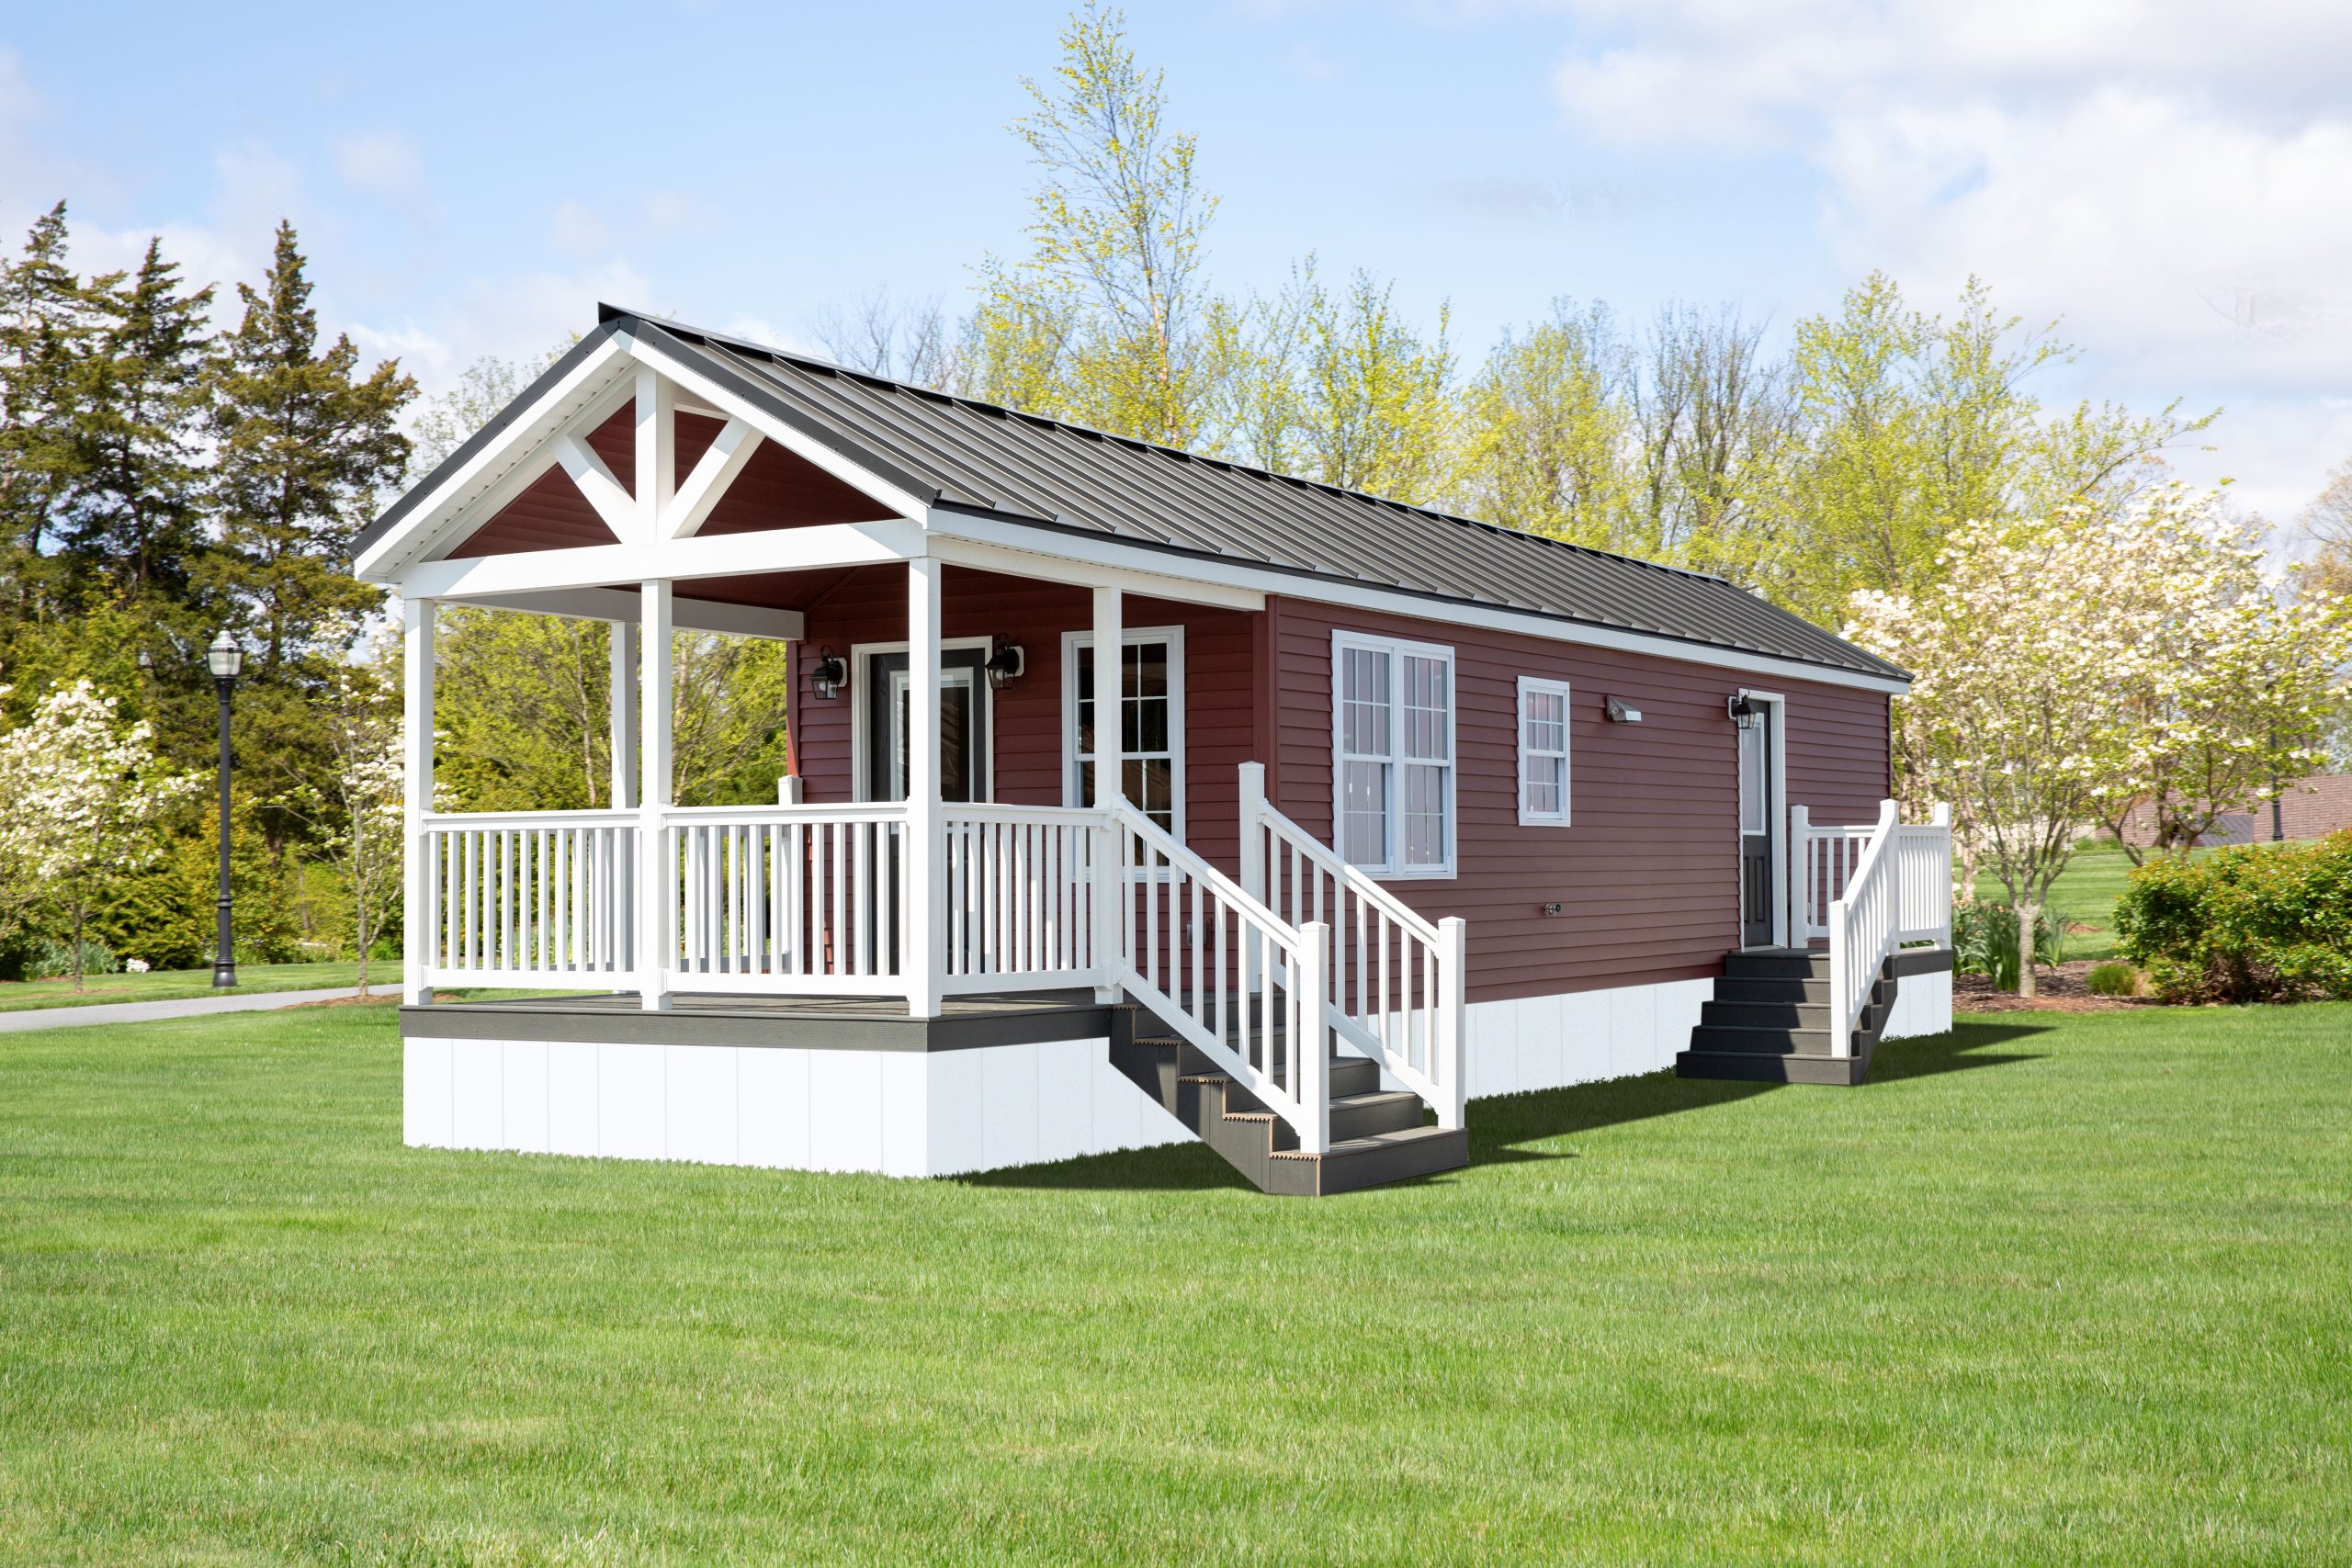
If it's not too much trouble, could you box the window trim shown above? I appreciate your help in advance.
[1329,628,1457,881]
[1516,675,1574,828]
[1061,625,1186,841]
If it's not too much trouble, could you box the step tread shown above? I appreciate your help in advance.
[1271,1123,1463,1161]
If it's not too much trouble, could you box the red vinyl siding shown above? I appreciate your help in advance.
[792,565,1257,873]
[1268,596,1891,1004]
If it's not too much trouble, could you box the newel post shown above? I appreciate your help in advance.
[1238,761,1267,906]
[1787,803,1811,945]
[1297,919,1332,1156]
[1437,915,1468,1130]
[1931,800,1953,945]
[401,595,436,1006]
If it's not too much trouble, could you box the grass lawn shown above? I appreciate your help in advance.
[3,1005,2347,1563]
[0,959,368,1012]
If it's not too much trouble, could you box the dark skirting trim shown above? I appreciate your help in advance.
[401,991,1115,1053]
[1889,945,1955,978]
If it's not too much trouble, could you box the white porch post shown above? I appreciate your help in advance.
[905,558,944,1017]
[1787,803,1810,946]
[1091,584,1124,1001]
[638,581,673,1010]
[401,596,436,1006]
[608,620,639,810]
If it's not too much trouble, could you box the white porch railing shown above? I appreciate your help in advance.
[942,802,1105,992]
[664,804,909,995]
[1238,763,1464,1131]
[1816,800,1953,1056]
[419,809,637,986]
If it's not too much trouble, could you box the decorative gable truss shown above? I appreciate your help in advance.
[355,323,938,638]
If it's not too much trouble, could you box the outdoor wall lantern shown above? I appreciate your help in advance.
[808,646,848,701]
[1727,694,1759,729]
[1606,694,1644,724]
[206,630,245,989]
[984,638,1026,691]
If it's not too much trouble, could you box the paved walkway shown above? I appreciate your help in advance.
[0,987,370,1034]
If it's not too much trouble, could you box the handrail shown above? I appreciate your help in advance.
[1238,762,1464,1130]
[1107,799,1331,1155]
[1823,800,1951,1056]
[422,807,637,829]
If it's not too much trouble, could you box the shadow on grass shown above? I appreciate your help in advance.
[959,1021,2057,1191]
[1470,1019,2054,1168]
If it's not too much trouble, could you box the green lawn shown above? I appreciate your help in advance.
[0,959,368,1012]
[3,1005,2348,1564]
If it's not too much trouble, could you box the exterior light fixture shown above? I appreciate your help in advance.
[808,646,848,701]
[1605,694,1643,724]
[207,631,245,988]
[984,639,1025,691]
[1727,694,1758,729]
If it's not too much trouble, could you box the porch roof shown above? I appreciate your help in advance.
[364,307,1906,684]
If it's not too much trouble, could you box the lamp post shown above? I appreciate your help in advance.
[207,631,244,988]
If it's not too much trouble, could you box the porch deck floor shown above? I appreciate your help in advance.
[402,988,1115,1053]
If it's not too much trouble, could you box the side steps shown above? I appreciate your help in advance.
[1674,948,1894,1086]
[1108,1003,1466,1195]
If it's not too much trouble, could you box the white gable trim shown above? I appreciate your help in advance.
[922,507,1907,695]
[400,519,928,602]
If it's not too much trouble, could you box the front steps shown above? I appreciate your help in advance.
[1110,1002,1467,1195]
[1675,948,1895,1086]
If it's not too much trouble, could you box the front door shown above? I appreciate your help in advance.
[864,648,989,803]
[1738,705,1776,947]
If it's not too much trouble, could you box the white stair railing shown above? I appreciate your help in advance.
[1824,800,1953,1056]
[1238,762,1465,1131]
[1108,800,1332,1155]
[420,809,636,987]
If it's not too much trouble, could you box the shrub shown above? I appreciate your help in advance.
[1951,898,2061,990]
[2113,831,2352,1003]
[2086,962,2140,998]
[25,935,119,980]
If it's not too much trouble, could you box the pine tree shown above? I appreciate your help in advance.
[0,202,94,620]
[202,221,413,671]
[62,238,216,615]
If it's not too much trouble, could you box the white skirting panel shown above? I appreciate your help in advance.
[1879,969,1953,1041]
[405,1036,1191,1178]
[1456,976,1715,1100]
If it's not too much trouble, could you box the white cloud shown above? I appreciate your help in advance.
[1545,0,2352,516]
[333,129,425,203]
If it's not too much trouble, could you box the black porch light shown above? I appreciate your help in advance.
[206,630,245,988]
[808,645,848,701]
[1727,694,1758,729]
[983,638,1025,691]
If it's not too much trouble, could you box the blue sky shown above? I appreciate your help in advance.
[5,1,2347,537]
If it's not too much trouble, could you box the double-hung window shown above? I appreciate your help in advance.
[1332,630,1454,877]
[1517,677,1573,827]
[1065,627,1184,836]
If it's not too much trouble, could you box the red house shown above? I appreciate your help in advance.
[363,309,1953,1196]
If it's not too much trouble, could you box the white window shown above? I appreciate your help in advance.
[1065,627,1184,837]
[1518,677,1573,826]
[1331,630,1454,877]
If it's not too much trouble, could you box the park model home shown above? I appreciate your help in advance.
[366,308,1954,1196]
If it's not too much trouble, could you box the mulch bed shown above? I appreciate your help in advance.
[1953,959,2156,1013]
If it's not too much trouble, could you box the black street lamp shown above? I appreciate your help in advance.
[207,631,244,988]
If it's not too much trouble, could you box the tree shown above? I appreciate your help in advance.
[1846,513,2150,997]
[0,202,94,623]
[59,239,216,612]
[1253,260,1453,504]
[408,344,571,478]
[2081,491,2352,861]
[0,680,195,989]
[809,289,957,389]
[1630,302,1796,580]
[2301,457,2352,603]
[202,221,413,672]
[967,1,1222,446]
[1454,298,1633,548]
[276,642,403,997]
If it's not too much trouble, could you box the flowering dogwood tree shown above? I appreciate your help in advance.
[1848,489,2352,996]
[275,649,404,998]
[0,681,197,989]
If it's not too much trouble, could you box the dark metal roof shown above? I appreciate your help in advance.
[367,306,1906,683]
